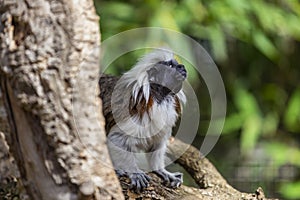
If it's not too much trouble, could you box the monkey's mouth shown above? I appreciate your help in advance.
[176,65,187,81]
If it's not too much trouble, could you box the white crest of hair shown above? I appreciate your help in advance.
[121,48,175,103]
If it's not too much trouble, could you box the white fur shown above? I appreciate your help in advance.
[108,48,186,173]
[111,48,185,140]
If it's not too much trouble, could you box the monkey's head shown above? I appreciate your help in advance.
[121,48,187,105]
[147,59,187,95]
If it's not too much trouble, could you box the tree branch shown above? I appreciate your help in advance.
[118,138,278,200]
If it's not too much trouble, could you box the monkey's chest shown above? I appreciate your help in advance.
[130,101,179,150]
[108,96,179,152]
[127,99,178,133]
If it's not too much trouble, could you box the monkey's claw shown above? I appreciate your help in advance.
[154,170,183,188]
[129,172,151,193]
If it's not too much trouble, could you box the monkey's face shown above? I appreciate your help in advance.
[147,59,187,95]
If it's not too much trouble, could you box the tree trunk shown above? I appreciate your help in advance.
[0,0,278,200]
[0,0,123,199]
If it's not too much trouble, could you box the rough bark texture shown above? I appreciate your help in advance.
[0,80,16,181]
[0,0,123,199]
[0,0,278,200]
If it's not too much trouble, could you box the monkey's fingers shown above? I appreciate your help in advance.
[129,172,151,193]
[169,177,182,188]
[115,169,127,177]
[168,172,183,188]
[153,170,169,183]
[173,172,183,182]
[154,170,183,188]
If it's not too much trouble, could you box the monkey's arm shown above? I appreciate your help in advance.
[107,131,151,193]
[147,136,183,188]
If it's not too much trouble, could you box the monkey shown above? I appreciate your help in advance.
[99,48,187,193]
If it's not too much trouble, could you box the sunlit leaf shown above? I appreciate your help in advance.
[183,0,206,23]
[232,86,263,153]
[280,181,300,200]
[149,2,179,31]
[265,142,290,166]
[226,0,250,11]
[284,88,300,132]
[222,113,244,134]
[285,0,300,16]
[240,114,262,154]
[234,86,260,115]
[287,14,300,40]
[265,142,300,167]
[262,113,278,136]
[208,25,227,61]
[252,30,279,61]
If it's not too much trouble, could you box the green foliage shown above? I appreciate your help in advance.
[265,142,300,199]
[94,0,300,198]
[280,181,300,200]
[223,85,263,154]
[265,142,300,167]
[95,0,300,60]
[284,88,300,132]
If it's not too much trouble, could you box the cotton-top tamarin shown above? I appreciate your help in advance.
[99,49,187,193]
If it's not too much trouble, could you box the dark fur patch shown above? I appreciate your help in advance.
[129,88,154,119]
[174,96,181,115]
[129,87,181,120]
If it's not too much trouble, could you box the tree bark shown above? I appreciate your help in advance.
[0,0,123,199]
[0,0,278,200]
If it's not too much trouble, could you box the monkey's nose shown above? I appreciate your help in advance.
[175,64,187,79]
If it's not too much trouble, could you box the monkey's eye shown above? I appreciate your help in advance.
[158,60,173,67]
[171,59,178,66]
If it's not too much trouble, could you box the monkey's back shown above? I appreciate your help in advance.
[99,74,120,134]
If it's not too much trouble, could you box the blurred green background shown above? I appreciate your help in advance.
[94,0,300,199]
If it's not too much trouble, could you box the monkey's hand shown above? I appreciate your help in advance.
[154,169,183,188]
[115,169,151,193]
[127,171,151,193]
